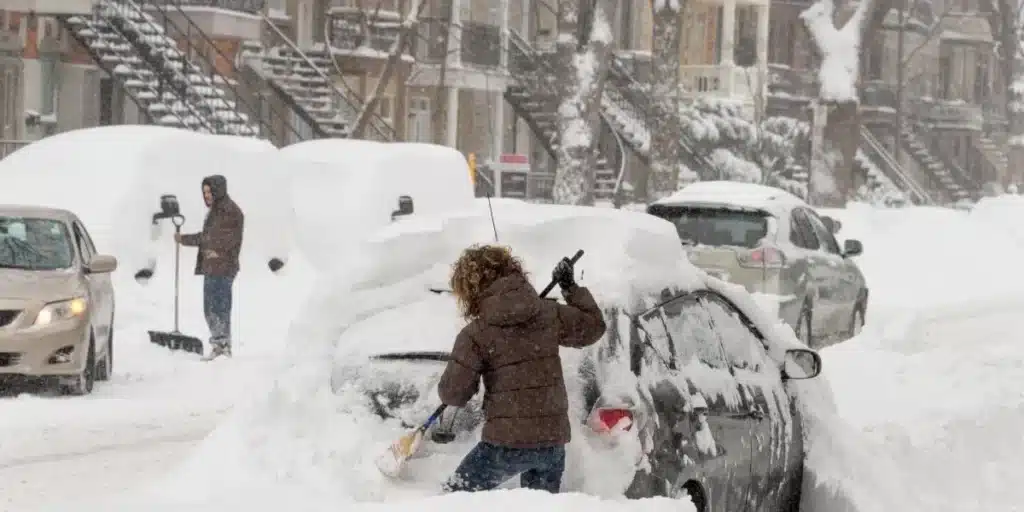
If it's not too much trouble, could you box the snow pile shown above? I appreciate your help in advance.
[279,139,475,272]
[104,201,714,509]
[798,201,1024,511]
[0,126,296,277]
[799,0,867,103]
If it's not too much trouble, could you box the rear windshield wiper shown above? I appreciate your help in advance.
[371,351,450,362]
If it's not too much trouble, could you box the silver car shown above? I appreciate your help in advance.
[647,182,867,348]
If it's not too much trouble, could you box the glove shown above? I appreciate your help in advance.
[552,257,576,290]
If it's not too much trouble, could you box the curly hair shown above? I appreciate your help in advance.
[449,244,526,320]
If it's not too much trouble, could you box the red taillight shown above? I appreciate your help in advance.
[592,408,634,433]
[738,245,785,269]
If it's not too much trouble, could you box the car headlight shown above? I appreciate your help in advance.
[34,297,87,326]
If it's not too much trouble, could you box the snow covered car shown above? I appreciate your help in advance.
[327,201,823,510]
[0,205,117,395]
[647,181,868,348]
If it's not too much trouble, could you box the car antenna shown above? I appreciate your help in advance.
[477,169,499,242]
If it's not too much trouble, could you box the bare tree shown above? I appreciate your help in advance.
[647,0,685,199]
[552,0,614,205]
[351,0,428,138]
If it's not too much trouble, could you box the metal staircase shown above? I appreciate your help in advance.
[238,15,396,141]
[63,0,265,136]
[504,30,620,202]
[859,127,933,204]
[900,122,975,202]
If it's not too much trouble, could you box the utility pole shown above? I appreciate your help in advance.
[893,2,905,163]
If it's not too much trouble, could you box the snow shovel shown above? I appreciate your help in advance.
[375,249,585,478]
[147,209,204,356]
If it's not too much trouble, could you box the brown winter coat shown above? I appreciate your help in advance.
[437,273,607,448]
[179,175,244,277]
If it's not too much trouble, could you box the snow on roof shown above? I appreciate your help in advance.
[652,180,806,215]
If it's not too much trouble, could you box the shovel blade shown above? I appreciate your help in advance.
[148,330,204,355]
[375,429,425,478]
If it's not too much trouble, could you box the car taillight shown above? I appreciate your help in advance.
[591,407,634,433]
[738,245,785,269]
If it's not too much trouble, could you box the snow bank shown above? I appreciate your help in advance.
[118,201,713,509]
[0,126,296,279]
[280,140,475,272]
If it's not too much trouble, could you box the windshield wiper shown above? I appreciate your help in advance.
[0,263,32,270]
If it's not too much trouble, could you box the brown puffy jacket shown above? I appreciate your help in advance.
[437,272,607,448]
[179,175,244,277]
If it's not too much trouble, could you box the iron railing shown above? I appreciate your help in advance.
[0,139,30,160]
[141,0,265,12]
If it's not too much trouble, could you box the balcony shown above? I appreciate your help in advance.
[141,0,266,13]
[911,98,984,131]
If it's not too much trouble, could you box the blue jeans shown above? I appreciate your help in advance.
[442,442,566,493]
[203,275,234,347]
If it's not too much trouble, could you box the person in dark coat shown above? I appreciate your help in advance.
[174,175,244,361]
[438,244,606,493]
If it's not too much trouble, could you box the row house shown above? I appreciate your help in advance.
[767,0,1007,204]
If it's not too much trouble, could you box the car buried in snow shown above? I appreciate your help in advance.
[327,201,824,511]
[647,181,868,349]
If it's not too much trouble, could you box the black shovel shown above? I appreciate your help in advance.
[147,197,204,355]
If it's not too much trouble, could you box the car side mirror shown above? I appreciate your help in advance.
[783,349,821,380]
[843,239,863,257]
[86,254,118,274]
[391,195,414,221]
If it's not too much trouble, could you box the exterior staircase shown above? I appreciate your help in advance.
[900,122,974,202]
[238,16,396,141]
[859,127,933,204]
[504,31,620,202]
[62,0,260,136]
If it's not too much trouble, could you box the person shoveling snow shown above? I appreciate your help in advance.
[174,175,245,361]
[430,245,607,493]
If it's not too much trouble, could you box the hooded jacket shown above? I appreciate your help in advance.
[179,175,244,277]
[437,273,606,448]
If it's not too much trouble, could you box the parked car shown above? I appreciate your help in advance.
[646,181,868,348]
[327,201,824,510]
[0,205,118,395]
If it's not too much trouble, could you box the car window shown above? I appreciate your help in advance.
[805,210,842,255]
[639,294,728,370]
[0,216,75,270]
[789,209,820,250]
[72,223,92,262]
[636,307,677,371]
[648,205,769,248]
[77,222,99,256]
[702,293,770,372]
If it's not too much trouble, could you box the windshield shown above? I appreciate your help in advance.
[648,205,769,248]
[0,216,75,270]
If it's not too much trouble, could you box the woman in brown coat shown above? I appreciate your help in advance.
[438,245,606,493]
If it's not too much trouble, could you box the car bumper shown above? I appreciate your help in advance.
[0,318,89,376]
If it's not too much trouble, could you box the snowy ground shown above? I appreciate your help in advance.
[2,129,1023,511]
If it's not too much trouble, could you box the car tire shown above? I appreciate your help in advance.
[848,303,865,339]
[679,480,707,512]
[96,315,114,382]
[62,337,95,396]
[794,303,813,348]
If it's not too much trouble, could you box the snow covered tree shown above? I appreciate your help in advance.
[552,0,614,205]
[647,0,686,199]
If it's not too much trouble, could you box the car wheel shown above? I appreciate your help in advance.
[849,304,865,339]
[794,304,813,348]
[96,315,114,381]
[61,337,95,396]
[679,480,707,512]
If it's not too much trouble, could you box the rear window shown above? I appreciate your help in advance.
[648,205,769,248]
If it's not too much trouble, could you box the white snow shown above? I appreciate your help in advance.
[7,126,1024,512]
[653,180,807,216]
[799,0,868,103]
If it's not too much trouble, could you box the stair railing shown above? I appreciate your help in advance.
[859,127,932,204]
[135,0,305,142]
[261,13,396,141]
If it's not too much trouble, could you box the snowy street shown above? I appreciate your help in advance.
[2,130,1023,511]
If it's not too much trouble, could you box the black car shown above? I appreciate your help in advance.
[331,280,821,511]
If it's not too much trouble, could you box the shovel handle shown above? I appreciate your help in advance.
[420,404,447,431]
[539,249,585,298]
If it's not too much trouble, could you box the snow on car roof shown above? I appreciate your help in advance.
[652,181,806,216]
